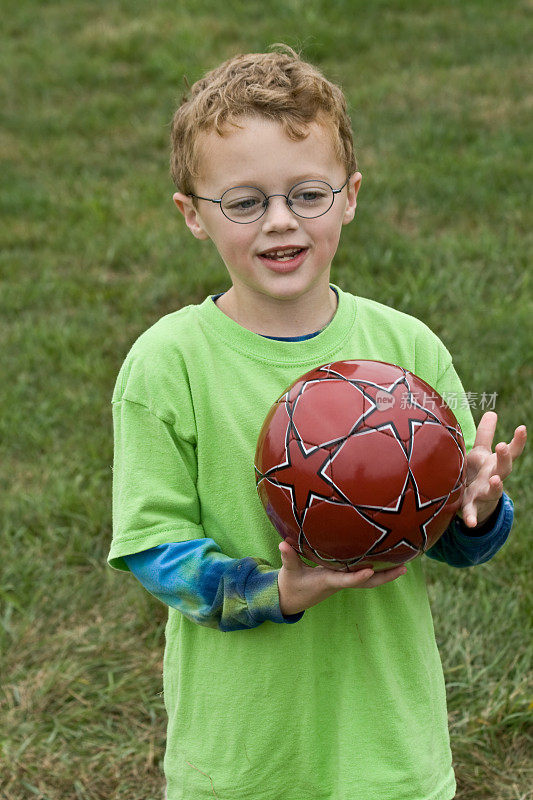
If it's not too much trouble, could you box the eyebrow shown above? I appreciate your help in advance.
[218,175,334,193]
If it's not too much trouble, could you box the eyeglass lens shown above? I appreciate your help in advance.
[220,180,335,222]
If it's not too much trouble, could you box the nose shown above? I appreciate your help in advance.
[260,195,299,234]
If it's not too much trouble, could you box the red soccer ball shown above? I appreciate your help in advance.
[255,360,466,571]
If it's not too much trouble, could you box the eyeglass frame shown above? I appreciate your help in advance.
[188,177,351,224]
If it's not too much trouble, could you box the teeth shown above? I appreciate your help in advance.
[263,248,302,260]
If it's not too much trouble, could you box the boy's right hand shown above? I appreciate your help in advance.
[277,541,407,617]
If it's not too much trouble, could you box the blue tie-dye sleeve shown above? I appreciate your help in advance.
[426,492,514,567]
[124,494,513,628]
[123,539,304,631]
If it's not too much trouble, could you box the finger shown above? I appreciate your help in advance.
[461,474,503,526]
[473,474,504,504]
[334,567,375,588]
[506,425,527,461]
[494,441,513,480]
[460,481,478,525]
[362,564,407,587]
[488,474,503,495]
[278,541,304,571]
[472,411,498,451]
[460,497,477,527]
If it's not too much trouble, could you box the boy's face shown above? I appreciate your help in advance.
[173,117,361,316]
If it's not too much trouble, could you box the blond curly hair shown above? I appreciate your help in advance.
[170,46,357,194]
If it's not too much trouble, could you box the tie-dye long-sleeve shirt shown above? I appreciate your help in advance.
[123,492,512,631]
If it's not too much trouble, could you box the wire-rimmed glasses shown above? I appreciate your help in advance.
[189,178,350,224]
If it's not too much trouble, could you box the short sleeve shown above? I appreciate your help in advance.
[109,398,204,571]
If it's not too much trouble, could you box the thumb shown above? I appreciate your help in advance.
[279,540,303,571]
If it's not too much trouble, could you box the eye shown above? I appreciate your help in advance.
[296,190,324,203]
[290,183,331,205]
[221,188,265,217]
[228,196,261,211]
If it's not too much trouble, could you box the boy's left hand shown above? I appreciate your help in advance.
[460,411,527,528]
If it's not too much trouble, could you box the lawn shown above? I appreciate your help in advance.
[1,1,531,798]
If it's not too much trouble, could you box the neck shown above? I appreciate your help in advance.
[215,283,338,338]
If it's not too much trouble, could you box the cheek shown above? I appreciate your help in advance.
[213,228,256,270]
[203,219,251,258]
[221,232,253,260]
[313,219,344,253]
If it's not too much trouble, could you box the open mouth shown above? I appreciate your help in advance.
[260,247,307,262]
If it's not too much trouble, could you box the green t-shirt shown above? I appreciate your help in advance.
[109,286,476,800]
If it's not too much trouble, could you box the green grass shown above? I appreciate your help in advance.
[1,1,531,798]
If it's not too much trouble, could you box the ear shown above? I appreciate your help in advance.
[173,192,210,240]
[342,172,362,225]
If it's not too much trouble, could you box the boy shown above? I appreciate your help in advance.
[108,48,526,800]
